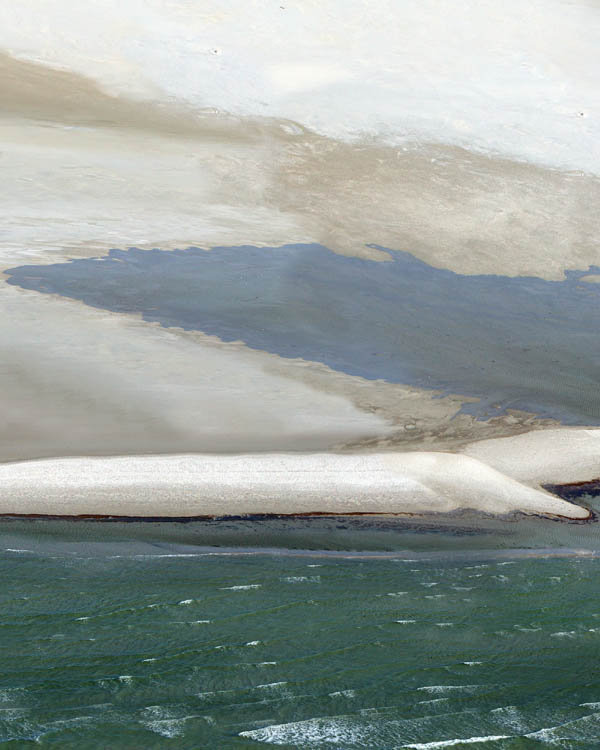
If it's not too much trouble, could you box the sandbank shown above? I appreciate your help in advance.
[464,428,600,486]
[0,449,590,521]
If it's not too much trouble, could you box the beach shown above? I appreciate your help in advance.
[0,434,594,521]
[1,1,600,522]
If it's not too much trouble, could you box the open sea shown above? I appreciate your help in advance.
[1,512,600,749]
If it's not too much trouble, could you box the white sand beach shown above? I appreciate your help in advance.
[0,439,592,520]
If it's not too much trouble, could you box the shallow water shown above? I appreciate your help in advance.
[7,243,600,423]
[1,521,600,748]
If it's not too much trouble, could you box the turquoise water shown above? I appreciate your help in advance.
[2,526,600,748]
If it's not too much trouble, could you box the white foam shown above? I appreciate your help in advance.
[490,705,528,733]
[139,707,198,738]
[281,576,320,583]
[241,715,509,748]
[256,681,288,689]
[395,619,417,624]
[144,719,189,738]
[220,584,261,591]
[417,685,480,694]
[328,689,356,698]
[178,599,193,605]
[239,715,364,745]
[245,640,260,646]
[402,736,511,748]
[134,553,207,558]
[4,549,33,553]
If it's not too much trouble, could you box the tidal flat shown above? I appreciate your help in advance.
[8,243,600,424]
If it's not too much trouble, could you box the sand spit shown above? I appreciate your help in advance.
[465,429,600,487]
[0,448,590,521]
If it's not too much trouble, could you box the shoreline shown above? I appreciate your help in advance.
[2,535,599,561]
[0,505,595,523]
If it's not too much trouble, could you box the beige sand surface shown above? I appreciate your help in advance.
[1,52,598,519]
[464,428,600,486]
[0,451,589,520]
[0,52,591,465]
[1,53,599,278]
[0,279,556,463]
[0,283,396,460]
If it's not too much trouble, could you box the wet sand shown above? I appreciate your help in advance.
[8,244,600,425]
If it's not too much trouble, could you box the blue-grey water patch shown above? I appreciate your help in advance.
[6,243,600,423]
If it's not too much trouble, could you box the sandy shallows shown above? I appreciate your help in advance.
[0,451,589,520]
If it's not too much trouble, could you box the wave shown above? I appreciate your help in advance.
[417,685,481,694]
[220,584,262,591]
[239,707,510,747]
[402,736,510,748]
[524,710,600,743]
[139,706,199,739]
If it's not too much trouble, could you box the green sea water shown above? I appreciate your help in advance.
[1,518,600,749]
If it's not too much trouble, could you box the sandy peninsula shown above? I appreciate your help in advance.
[0,436,593,520]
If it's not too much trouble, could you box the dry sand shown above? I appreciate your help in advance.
[0,449,590,520]
[464,428,600,487]
[1,53,599,278]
